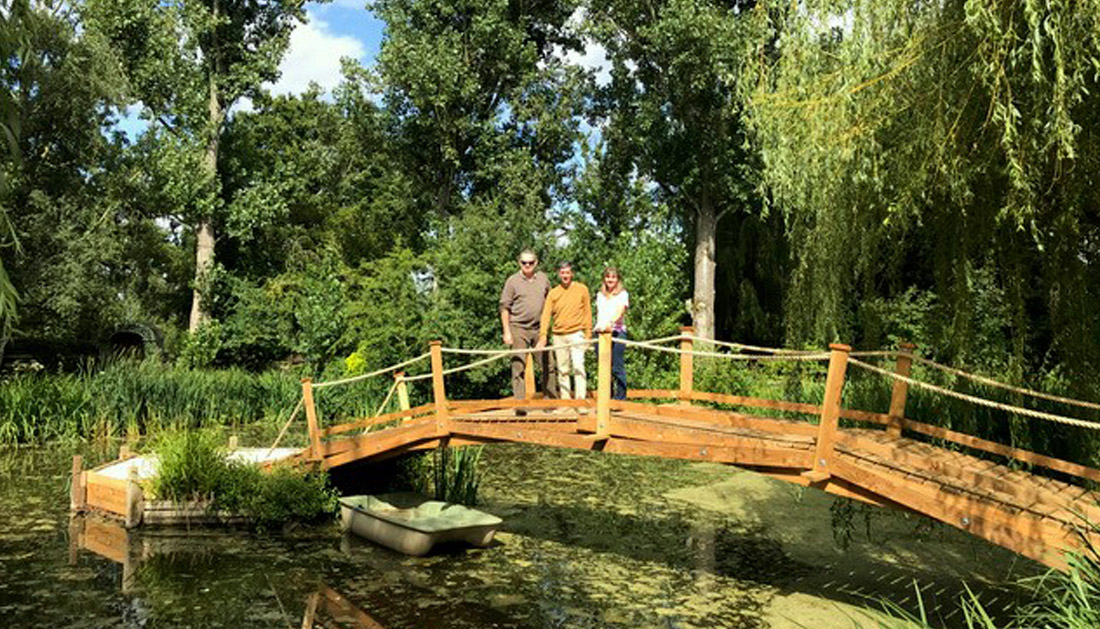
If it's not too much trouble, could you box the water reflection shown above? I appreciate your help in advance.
[302,584,385,629]
[69,514,386,628]
[1,443,1043,628]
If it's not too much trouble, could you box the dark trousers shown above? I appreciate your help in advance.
[612,330,628,400]
[510,325,557,399]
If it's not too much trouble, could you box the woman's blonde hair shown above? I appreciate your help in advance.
[600,266,625,296]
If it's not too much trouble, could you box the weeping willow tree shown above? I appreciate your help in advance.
[0,0,29,338]
[742,1,1100,392]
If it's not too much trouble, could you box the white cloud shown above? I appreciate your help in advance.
[269,18,366,96]
[546,7,612,87]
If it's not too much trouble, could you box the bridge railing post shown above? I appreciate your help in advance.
[886,342,916,438]
[679,326,694,404]
[394,371,411,411]
[301,377,322,461]
[596,330,612,435]
[524,354,536,400]
[805,343,851,483]
[429,341,449,432]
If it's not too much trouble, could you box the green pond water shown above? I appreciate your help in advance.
[0,442,1042,628]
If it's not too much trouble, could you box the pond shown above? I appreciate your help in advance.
[0,442,1041,628]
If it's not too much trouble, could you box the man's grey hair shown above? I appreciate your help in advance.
[557,260,573,270]
[518,249,538,261]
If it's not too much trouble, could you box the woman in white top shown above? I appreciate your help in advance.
[595,267,629,400]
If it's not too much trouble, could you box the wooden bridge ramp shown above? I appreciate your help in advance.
[284,332,1100,571]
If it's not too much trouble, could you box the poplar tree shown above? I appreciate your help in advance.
[84,0,309,332]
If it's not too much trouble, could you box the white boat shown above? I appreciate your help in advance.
[339,493,502,556]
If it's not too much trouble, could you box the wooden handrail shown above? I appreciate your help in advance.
[320,403,436,437]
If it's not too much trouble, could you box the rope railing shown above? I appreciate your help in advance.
[266,397,304,457]
[615,336,831,362]
[908,355,1100,413]
[440,338,596,357]
[848,358,1100,431]
[684,334,821,356]
[312,353,430,389]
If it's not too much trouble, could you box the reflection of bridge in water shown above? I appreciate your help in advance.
[281,327,1100,570]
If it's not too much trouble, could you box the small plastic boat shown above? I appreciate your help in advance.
[339,493,502,556]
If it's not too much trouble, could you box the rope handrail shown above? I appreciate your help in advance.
[614,336,831,362]
[908,355,1100,413]
[408,338,596,381]
[441,338,596,357]
[847,350,902,359]
[266,397,304,457]
[313,353,431,389]
[848,358,1100,431]
[684,334,821,356]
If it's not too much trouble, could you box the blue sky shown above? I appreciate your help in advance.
[113,3,610,143]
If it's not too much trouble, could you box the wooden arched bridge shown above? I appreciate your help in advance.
[279,328,1100,570]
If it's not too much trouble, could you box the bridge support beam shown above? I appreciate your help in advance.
[886,342,916,438]
[804,343,851,483]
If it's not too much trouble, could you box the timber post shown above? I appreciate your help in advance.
[804,343,851,483]
[886,342,916,438]
[394,371,411,411]
[124,465,143,529]
[524,354,536,400]
[429,341,449,430]
[70,455,86,512]
[596,330,612,436]
[302,378,322,461]
[679,326,695,403]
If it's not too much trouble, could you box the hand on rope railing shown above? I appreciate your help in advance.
[614,336,831,362]
[312,353,431,389]
[847,358,1100,431]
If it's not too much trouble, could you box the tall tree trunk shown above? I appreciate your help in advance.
[692,194,718,340]
[189,0,220,333]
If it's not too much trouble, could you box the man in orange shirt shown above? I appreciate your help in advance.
[536,262,592,401]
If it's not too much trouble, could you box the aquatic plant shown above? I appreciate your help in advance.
[433,445,483,506]
[148,429,337,528]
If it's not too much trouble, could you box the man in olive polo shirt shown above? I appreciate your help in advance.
[500,249,557,401]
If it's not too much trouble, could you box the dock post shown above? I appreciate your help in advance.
[70,455,86,512]
[679,326,694,404]
[394,372,411,411]
[886,342,916,439]
[429,341,449,433]
[524,354,536,400]
[302,378,322,461]
[124,465,143,529]
[596,330,612,436]
[804,343,851,483]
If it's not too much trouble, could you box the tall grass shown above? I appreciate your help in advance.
[433,445,483,506]
[0,360,390,445]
